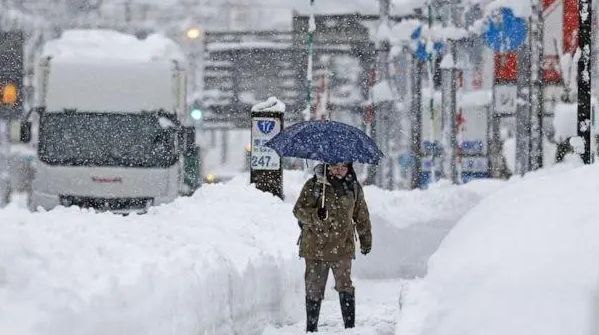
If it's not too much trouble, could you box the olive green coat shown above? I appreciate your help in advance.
[293,177,372,261]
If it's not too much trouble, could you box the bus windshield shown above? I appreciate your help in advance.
[38,112,178,168]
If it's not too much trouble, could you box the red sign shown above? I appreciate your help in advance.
[495,0,580,84]
[495,53,518,82]
[563,0,579,54]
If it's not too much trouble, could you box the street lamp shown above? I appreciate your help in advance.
[186,27,202,40]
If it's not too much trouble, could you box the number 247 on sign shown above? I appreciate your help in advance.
[251,155,272,167]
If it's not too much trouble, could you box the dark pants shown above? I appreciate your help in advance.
[304,258,354,301]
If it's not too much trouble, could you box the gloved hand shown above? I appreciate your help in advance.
[361,247,371,255]
[317,207,328,220]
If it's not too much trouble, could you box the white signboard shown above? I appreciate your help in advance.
[494,85,517,115]
[251,117,281,170]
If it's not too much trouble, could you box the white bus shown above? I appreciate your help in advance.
[23,30,199,212]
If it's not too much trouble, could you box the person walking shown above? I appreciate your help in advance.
[293,162,372,332]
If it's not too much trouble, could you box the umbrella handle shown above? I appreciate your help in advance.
[321,163,327,209]
[321,182,326,208]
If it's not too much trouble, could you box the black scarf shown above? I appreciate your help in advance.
[326,171,356,198]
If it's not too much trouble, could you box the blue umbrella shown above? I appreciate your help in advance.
[265,120,384,165]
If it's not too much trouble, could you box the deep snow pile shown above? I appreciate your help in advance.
[396,161,599,335]
[0,170,503,335]
[0,175,303,335]
[354,179,504,278]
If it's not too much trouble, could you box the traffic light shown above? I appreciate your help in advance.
[190,108,203,120]
[1,83,17,105]
[0,30,23,119]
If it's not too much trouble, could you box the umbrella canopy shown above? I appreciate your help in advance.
[265,120,383,164]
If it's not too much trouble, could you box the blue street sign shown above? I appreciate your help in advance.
[257,120,276,134]
[484,7,528,52]
[411,25,445,62]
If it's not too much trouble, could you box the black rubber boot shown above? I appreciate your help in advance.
[306,298,322,332]
[339,291,355,328]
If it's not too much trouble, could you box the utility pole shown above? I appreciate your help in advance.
[529,0,545,170]
[411,56,424,189]
[303,0,316,121]
[515,33,532,176]
[375,0,393,189]
[440,0,461,184]
[0,119,9,206]
[441,40,459,183]
[578,0,592,164]
[426,1,438,184]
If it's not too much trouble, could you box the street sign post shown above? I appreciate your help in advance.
[578,0,592,164]
[250,98,285,199]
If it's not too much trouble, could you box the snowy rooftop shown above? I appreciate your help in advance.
[41,29,185,63]
[207,41,291,53]
[282,0,422,16]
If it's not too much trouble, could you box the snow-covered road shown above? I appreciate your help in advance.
[263,278,404,335]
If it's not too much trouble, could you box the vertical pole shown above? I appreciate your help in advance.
[0,30,23,207]
[411,57,424,189]
[529,0,545,170]
[427,2,438,184]
[220,128,228,165]
[578,0,592,164]
[304,0,316,121]
[487,104,502,177]
[0,118,10,207]
[365,67,378,185]
[441,40,459,183]
[490,54,509,179]
[376,0,391,189]
[515,35,532,176]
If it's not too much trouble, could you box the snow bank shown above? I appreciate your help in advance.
[354,179,504,279]
[42,29,185,63]
[0,175,303,335]
[396,161,599,335]
[0,169,505,334]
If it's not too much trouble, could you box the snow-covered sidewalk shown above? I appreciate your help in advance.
[263,278,404,335]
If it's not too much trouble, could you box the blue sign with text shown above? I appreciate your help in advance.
[484,7,527,52]
[257,120,275,134]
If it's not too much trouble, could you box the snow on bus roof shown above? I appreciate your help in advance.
[41,29,185,63]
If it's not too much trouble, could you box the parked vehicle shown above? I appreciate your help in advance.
[22,30,200,212]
